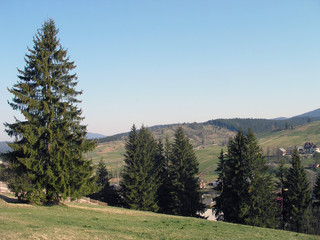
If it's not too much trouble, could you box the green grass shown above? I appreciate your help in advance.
[0,197,319,240]
[258,121,320,150]
[196,145,226,181]
[86,142,224,181]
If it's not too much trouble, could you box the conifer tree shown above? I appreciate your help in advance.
[314,172,320,202]
[283,149,311,233]
[167,126,205,217]
[2,19,96,204]
[120,125,159,211]
[214,129,278,227]
[156,138,172,214]
[88,161,120,206]
[276,158,287,229]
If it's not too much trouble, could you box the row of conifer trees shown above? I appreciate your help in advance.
[214,129,320,234]
[119,125,205,216]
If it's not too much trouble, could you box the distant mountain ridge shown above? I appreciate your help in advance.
[293,108,320,118]
[87,132,106,139]
[98,108,320,144]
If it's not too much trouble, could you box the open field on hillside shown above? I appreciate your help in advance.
[85,141,224,181]
[0,194,319,240]
[196,145,226,181]
[258,121,320,150]
[85,121,320,182]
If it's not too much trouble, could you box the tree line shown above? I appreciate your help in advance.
[206,117,319,134]
[214,129,320,234]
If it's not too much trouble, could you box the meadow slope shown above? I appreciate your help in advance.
[0,196,319,240]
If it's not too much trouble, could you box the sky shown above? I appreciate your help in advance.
[0,0,320,141]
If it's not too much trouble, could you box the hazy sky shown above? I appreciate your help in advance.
[1,0,320,141]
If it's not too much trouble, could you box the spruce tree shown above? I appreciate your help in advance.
[283,149,312,233]
[214,129,278,227]
[167,126,205,217]
[240,129,279,228]
[88,161,120,206]
[214,150,226,220]
[2,19,96,204]
[314,172,320,202]
[156,138,172,214]
[276,158,287,229]
[120,125,159,212]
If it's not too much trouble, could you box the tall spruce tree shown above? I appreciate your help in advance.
[214,150,226,220]
[167,126,205,217]
[283,149,311,233]
[2,19,96,204]
[214,129,278,227]
[120,125,159,211]
[276,158,287,229]
[314,172,320,203]
[156,138,172,214]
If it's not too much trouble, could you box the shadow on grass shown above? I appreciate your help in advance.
[0,193,19,203]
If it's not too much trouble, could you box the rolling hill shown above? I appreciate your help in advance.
[294,108,320,118]
[257,120,320,150]
[86,120,320,182]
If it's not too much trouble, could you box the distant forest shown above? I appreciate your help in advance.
[205,116,320,134]
[98,117,320,144]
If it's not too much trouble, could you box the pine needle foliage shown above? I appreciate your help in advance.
[2,19,96,204]
[120,125,159,212]
[155,139,172,214]
[283,149,312,233]
[214,129,278,227]
[167,126,205,217]
[88,161,120,206]
[314,172,320,202]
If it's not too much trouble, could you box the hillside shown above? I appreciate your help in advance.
[98,113,320,145]
[257,120,320,150]
[205,117,320,134]
[85,141,224,182]
[86,120,320,182]
[99,122,235,147]
[0,195,318,240]
[294,108,320,118]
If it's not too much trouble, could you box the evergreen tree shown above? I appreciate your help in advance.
[276,158,287,229]
[120,125,159,212]
[240,129,279,228]
[156,138,172,214]
[214,150,226,220]
[283,149,312,232]
[314,172,320,202]
[214,129,278,227]
[167,126,205,217]
[2,19,96,204]
[88,160,120,206]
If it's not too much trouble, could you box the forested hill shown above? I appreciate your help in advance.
[98,122,235,146]
[98,117,320,144]
[205,117,320,134]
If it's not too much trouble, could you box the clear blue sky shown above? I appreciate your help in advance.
[1,0,320,141]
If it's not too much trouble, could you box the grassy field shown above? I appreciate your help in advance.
[195,145,226,181]
[0,195,319,240]
[257,121,320,150]
[85,141,224,181]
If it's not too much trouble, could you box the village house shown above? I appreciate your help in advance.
[303,142,320,154]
